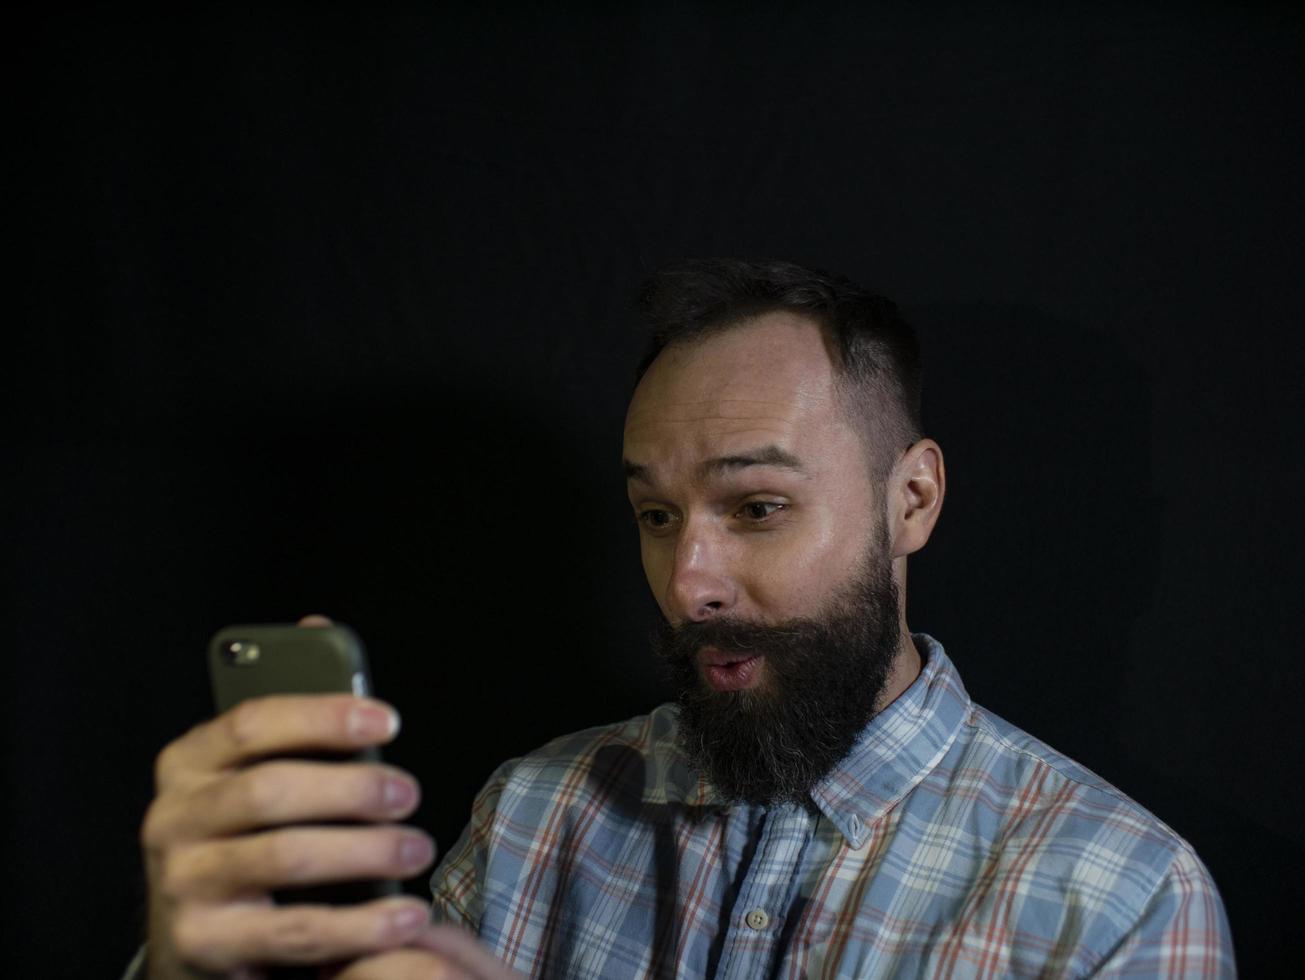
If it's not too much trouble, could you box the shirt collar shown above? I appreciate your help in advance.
[808,633,970,847]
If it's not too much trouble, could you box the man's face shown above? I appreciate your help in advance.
[623,312,904,803]
[624,311,888,659]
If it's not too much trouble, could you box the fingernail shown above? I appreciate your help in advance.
[348,701,400,741]
[399,833,436,869]
[382,775,419,812]
[387,902,429,935]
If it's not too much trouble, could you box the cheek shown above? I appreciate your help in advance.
[639,538,673,611]
[747,508,873,611]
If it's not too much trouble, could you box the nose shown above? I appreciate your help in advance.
[664,521,738,623]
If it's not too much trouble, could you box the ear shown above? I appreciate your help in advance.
[888,439,945,559]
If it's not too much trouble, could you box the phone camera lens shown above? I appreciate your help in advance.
[224,641,260,666]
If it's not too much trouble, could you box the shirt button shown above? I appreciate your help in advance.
[848,813,868,848]
[745,908,770,930]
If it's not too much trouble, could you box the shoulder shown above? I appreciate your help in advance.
[947,702,1219,929]
[963,702,1182,846]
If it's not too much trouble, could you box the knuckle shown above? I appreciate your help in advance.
[226,699,267,747]
[322,764,376,816]
[162,841,231,898]
[239,764,289,818]
[269,907,329,961]
[265,831,313,882]
[156,848,192,899]
[157,715,216,783]
[170,907,214,965]
[154,739,186,787]
[140,798,168,850]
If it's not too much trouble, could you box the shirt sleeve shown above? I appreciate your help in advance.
[429,759,516,932]
[1090,845,1235,978]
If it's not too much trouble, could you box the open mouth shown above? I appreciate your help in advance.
[698,646,763,692]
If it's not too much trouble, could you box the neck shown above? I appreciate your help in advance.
[880,548,920,713]
[875,630,922,714]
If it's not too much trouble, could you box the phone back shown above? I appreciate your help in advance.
[209,623,371,711]
[206,621,398,926]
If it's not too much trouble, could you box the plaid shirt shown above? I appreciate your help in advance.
[430,634,1234,978]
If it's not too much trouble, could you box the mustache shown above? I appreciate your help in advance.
[652,616,816,662]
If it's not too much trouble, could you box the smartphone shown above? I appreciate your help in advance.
[207,622,400,906]
[210,621,373,709]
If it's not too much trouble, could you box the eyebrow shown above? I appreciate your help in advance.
[624,444,807,484]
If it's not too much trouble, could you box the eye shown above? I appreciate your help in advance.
[637,508,676,532]
[738,501,786,522]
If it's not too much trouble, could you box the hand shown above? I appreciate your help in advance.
[140,616,438,978]
[333,924,525,980]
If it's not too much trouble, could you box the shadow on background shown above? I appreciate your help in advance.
[8,373,665,975]
[199,377,670,876]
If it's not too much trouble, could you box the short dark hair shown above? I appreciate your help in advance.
[635,257,923,481]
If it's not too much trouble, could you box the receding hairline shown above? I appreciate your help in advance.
[635,305,840,379]
[630,310,913,482]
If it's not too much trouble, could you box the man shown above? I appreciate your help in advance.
[134,260,1234,978]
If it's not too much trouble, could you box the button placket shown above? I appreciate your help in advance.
[714,805,814,978]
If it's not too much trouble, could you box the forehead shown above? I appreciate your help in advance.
[623,312,856,474]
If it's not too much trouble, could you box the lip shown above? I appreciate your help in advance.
[698,645,755,666]
[698,646,763,692]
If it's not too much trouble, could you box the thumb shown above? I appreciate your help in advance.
[410,925,525,980]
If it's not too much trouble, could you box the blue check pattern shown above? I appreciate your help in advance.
[430,634,1235,977]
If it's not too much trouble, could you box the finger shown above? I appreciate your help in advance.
[156,694,400,784]
[162,826,436,900]
[411,925,526,980]
[170,896,432,972]
[334,948,469,980]
[298,614,334,628]
[148,760,420,842]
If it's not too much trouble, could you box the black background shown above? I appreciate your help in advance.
[12,4,1304,976]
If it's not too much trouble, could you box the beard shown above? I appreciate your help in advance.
[651,528,902,807]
